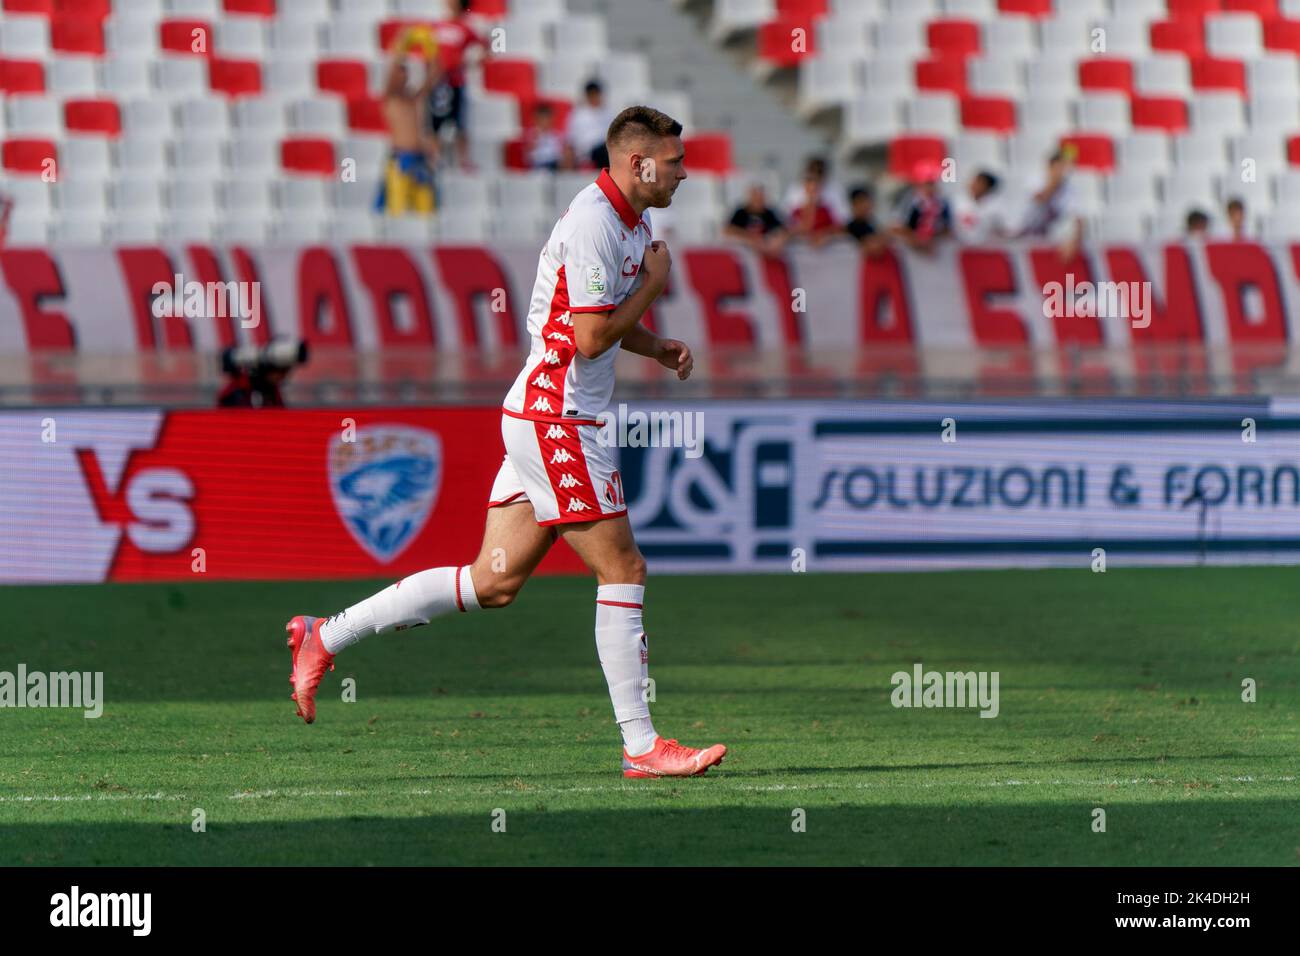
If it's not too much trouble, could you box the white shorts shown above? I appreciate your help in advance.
[488,412,628,526]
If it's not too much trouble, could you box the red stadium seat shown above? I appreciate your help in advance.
[55,0,111,18]
[1167,0,1224,16]
[317,59,369,98]
[1263,19,1300,53]
[64,98,121,136]
[1223,0,1278,14]
[1061,133,1115,171]
[471,0,506,15]
[160,20,212,56]
[1289,134,1300,165]
[2,138,58,175]
[51,15,105,55]
[1131,96,1189,132]
[3,0,53,12]
[928,20,981,59]
[888,134,947,179]
[1079,58,1133,94]
[776,0,828,15]
[758,20,817,67]
[346,96,387,134]
[281,137,336,175]
[0,59,45,95]
[997,0,1053,14]
[224,0,277,14]
[915,57,966,95]
[1190,56,1246,92]
[1151,18,1205,57]
[483,59,537,101]
[503,138,528,170]
[961,95,1016,132]
[683,133,734,172]
[209,57,262,96]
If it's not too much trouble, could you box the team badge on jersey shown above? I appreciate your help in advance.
[328,425,442,563]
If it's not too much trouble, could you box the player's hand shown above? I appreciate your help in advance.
[641,241,672,293]
[655,338,694,381]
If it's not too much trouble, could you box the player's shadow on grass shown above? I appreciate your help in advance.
[3,796,1297,865]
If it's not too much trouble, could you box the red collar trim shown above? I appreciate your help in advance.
[595,168,641,230]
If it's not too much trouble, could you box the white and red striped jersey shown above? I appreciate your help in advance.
[503,169,652,426]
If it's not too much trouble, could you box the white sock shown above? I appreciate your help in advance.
[594,583,657,756]
[319,565,481,654]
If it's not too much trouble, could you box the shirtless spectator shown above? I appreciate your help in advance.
[375,29,442,216]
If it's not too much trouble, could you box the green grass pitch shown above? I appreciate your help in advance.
[1,567,1297,866]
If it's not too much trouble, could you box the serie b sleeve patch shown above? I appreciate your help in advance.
[586,265,606,296]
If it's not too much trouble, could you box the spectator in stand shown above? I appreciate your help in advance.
[891,160,952,253]
[787,166,841,247]
[782,156,851,227]
[376,30,442,215]
[429,0,487,170]
[954,170,1006,243]
[1016,149,1083,260]
[1186,208,1211,239]
[525,102,566,171]
[1223,197,1249,241]
[566,80,615,170]
[845,185,887,256]
[724,181,787,256]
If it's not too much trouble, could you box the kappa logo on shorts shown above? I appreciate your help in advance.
[557,473,582,489]
[328,425,441,563]
[545,424,567,439]
[567,498,591,512]
[551,448,576,464]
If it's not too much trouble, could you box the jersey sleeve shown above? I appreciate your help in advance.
[561,220,619,313]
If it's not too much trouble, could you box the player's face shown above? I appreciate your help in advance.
[632,137,687,208]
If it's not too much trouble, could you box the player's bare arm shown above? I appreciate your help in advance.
[621,323,694,381]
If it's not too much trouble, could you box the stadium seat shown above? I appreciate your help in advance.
[1131,96,1190,133]
[960,94,1016,132]
[280,136,336,176]
[63,97,121,136]
[1151,18,1205,58]
[888,133,946,177]
[1061,133,1115,171]
[683,134,735,173]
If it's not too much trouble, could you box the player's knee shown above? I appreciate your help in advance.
[473,571,523,609]
[622,552,648,586]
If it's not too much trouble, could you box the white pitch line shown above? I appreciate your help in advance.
[1,774,1293,806]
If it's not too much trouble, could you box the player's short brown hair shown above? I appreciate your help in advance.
[605,106,683,155]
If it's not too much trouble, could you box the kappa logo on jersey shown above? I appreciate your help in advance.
[556,311,573,326]
[531,372,556,390]
[328,425,441,564]
[586,265,606,295]
[543,348,561,365]
[547,331,574,344]
[557,473,582,489]
[567,498,591,512]
[551,448,576,464]
[545,424,568,439]
[530,396,555,414]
